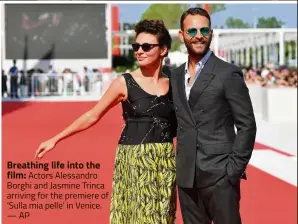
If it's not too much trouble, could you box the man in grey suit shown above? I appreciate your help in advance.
[170,8,257,224]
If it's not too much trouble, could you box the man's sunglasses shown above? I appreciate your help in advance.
[186,27,211,37]
[131,43,161,52]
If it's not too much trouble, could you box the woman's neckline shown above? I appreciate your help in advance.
[128,73,170,97]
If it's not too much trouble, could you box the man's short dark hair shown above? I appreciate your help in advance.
[134,19,172,56]
[180,7,211,30]
[164,57,171,65]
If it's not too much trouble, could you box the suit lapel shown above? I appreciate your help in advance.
[188,53,216,109]
[175,63,196,125]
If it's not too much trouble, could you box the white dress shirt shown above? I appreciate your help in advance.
[184,49,212,100]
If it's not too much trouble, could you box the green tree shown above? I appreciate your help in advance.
[141,4,189,29]
[213,25,225,29]
[225,16,251,28]
[256,17,285,28]
[195,4,226,15]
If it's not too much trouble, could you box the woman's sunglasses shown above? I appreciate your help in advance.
[186,27,211,37]
[131,43,161,52]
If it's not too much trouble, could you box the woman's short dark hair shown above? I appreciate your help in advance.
[180,7,211,30]
[134,19,172,56]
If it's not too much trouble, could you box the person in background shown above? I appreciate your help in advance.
[162,57,172,77]
[82,66,90,94]
[9,60,19,98]
[19,70,27,98]
[48,65,57,94]
[2,69,8,97]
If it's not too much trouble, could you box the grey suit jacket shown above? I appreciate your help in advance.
[171,53,257,188]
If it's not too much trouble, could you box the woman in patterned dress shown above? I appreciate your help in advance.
[35,19,177,224]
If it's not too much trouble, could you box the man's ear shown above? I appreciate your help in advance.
[178,30,185,44]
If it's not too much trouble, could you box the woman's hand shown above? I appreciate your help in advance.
[35,138,57,159]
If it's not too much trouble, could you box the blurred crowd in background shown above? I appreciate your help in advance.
[1,60,117,99]
[243,64,297,88]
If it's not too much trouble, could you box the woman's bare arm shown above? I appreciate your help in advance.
[35,75,127,159]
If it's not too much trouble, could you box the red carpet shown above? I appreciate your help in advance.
[2,102,297,224]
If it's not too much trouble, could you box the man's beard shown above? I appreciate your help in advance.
[184,37,212,57]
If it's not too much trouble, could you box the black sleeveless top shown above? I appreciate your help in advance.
[119,73,177,145]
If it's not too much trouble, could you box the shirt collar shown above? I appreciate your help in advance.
[185,49,213,74]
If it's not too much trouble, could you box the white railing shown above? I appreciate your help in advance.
[247,84,297,123]
[2,72,117,100]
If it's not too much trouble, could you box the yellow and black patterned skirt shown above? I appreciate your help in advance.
[110,142,176,224]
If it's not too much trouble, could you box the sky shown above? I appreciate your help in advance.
[115,3,297,28]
